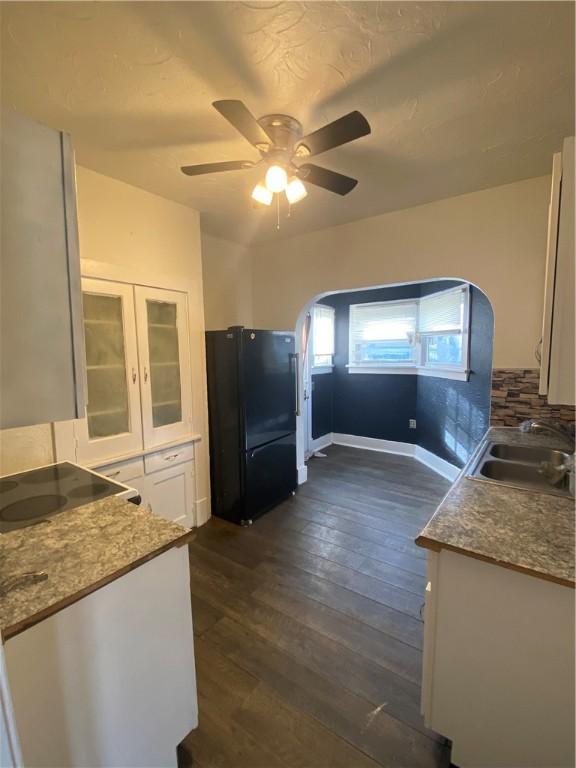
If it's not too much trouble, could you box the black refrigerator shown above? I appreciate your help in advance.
[205,326,298,525]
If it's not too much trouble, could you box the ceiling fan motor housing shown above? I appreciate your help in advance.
[257,114,307,158]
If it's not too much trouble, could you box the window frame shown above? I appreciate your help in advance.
[347,285,471,381]
[311,303,336,373]
[348,297,418,368]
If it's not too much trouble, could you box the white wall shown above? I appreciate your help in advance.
[250,175,551,368]
[201,234,253,330]
[0,168,210,519]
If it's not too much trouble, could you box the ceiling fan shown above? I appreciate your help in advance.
[180,100,371,207]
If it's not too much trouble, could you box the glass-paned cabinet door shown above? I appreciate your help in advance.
[75,279,143,462]
[134,286,192,448]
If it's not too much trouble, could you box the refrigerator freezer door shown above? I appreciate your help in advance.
[245,433,297,520]
[242,330,296,451]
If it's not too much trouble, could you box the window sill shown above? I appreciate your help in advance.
[347,365,469,382]
[311,366,334,375]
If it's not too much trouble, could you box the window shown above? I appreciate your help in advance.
[312,304,335,368]
[419,286,469,369]
[349,300,418,365]
[348,285,470,380]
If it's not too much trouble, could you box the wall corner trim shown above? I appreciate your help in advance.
[309,432,460,482]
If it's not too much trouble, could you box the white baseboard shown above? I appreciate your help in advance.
[312,432,459,482]
[297,464,308,485]
[309,434,333,453]
[414,445,460,481]
[332,433,414,457]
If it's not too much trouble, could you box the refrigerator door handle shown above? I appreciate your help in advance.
[291,352,300,417]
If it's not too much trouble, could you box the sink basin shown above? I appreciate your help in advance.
[468,441,573,499]
[489,443,570,465]
[479,460,571,494]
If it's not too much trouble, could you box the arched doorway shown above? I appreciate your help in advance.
[294,278,494,485]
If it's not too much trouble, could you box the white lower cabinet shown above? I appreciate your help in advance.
[145,461,195,527]
[422,550,575,768]
[5,547,197,768]
[95,444,196,528]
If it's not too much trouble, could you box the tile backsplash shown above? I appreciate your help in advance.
[491,368,575,429]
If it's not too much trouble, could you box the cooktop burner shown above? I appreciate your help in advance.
[0,462,133,533]
[1,495,67,522]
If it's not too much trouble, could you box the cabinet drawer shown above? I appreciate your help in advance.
[145,443,195,474]
[95,457,145,484]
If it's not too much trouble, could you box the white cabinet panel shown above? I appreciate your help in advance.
[422,549,575,768]
[76,279,143,462]
[540,137,575,405]
[1,108,85,429]
[5,548,197,768]
[144,442,195,473]
[134,286,193,448]
[96,457,145,484]
[146,461,195,528]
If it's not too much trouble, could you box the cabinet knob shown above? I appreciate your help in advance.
[144,366,149,382]
[132,368,137,384]
[164,453,179,461]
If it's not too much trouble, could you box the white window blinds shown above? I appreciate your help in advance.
[349,300,418,364]
[312,304,335,356]
[419,286,466,335]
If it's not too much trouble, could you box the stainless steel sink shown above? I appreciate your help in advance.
[489,443,570,465]
[468,442,574,499]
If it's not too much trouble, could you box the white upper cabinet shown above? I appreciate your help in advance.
[134,286,193,448]
[540,137,575,405]
[0,108,85,429]
[76,279,143,462]
[75,278,192,463]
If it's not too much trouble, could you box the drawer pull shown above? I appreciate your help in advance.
[106,470,121,478]
[164,453,180,462]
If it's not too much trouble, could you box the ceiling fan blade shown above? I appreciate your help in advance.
[297,111,371,157]
[297,164,358,195]
[213,100,272,149]
[180,160,254,176]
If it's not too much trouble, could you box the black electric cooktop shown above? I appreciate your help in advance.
[0,462,134,534]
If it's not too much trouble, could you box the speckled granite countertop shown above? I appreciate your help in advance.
[0,496,193,640]
[416,427,575,587]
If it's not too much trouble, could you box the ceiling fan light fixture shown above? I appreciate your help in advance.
[286,177,307,204]
[265,164,288,193]
[251,182,273,206]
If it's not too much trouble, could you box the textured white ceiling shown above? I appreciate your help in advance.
[1,1,574,244]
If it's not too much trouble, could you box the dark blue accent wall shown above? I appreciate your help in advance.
[310,280,493,467]
[416,287,493,465]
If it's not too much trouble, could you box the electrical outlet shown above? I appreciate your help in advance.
[409,419,417,429]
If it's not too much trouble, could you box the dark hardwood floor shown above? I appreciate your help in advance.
[182,445,452,768]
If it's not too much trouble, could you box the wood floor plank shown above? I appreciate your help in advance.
[254,558,424,650]
[185,445,452,767]
[287,492,425,540]
[252,579,423,685]
[196,637,383,768]
[196,519,425,618]
[188,548,428,733]
[206,617,449,767]
[245,520,428,595]
[299,521,428,576]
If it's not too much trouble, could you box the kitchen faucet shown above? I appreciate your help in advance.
[519,419,575,443]
[520,419,575,495]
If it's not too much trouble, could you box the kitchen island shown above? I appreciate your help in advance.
[1,496,197,767]
[416,426,574,768]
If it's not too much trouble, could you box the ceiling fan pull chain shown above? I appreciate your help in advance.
[276,194,280,230]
